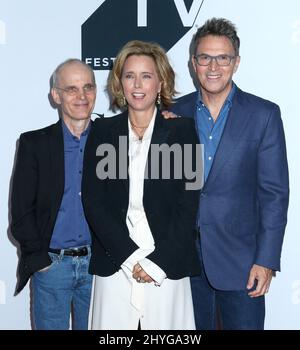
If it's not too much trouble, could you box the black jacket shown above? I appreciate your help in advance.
[82,110,201,279]
[11,120,66,293]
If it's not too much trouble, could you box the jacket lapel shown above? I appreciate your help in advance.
[150,111,170,145]
[48,120,65,218]
[111,112,129,194]
[184,93,198,120]
[204,89,253,188]
[144,111,170,194]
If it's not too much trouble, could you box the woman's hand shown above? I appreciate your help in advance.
[132,263,154,283]
[161,110,179,119]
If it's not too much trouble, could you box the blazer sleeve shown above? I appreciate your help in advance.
[11,134,42,251]
[255,104,289,271]
[11,134,51,271]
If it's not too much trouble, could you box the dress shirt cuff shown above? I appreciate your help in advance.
[139,258,166,286]
[121,247,153,279]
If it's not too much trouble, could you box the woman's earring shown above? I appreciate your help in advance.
[122,95,127,106]
[157,92,161,107]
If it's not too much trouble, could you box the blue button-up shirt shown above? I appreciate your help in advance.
[50,121,91,249]
[196,83,236,181]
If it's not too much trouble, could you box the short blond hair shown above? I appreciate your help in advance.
[108,40,176,109]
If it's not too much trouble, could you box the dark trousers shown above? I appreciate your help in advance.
[191,241,265,330]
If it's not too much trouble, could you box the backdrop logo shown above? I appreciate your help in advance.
[82,0,204,70]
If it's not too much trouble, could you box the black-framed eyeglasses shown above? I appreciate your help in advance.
[194,54,236,67]
[55,83,96,96]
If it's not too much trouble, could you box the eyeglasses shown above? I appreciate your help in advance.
[55,83,96,96]
[194,54,236,67]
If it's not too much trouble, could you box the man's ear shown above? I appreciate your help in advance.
[51,88,61,105]
[233,55,241,73]
[192,56,197,73]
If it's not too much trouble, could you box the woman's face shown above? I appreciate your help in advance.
[121,54,161,115]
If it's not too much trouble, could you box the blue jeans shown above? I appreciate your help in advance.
[191,242,265,330]
[32,247,92,330]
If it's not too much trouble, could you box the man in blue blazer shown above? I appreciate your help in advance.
[170,18,289,329]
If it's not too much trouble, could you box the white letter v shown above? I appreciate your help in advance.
[174,0,203,27]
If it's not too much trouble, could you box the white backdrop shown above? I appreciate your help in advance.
[0,0,299,329]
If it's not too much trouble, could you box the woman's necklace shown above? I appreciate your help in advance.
[129,119,150,140]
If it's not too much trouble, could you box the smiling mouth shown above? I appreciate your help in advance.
[132,93,145,98]
[207,74,221,80]
[74,103,89,107]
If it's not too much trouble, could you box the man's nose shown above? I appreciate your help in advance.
[78,89,88,98]
[209,57,218,70]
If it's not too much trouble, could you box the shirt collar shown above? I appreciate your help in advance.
[61,119,91,140]
[197,81,237,108]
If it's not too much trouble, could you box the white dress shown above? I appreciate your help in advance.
[90,109,196,330]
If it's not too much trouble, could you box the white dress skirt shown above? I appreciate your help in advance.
[90,272,196,330]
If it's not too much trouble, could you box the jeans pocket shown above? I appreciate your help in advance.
[36,252,60,274]
[37,264,52,273]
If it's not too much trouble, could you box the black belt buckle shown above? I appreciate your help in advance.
[49,247,88,257]
[64,247,88,257]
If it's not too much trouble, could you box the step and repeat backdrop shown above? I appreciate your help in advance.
[0,0,299,329]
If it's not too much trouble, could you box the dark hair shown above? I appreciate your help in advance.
[193,18,240,56]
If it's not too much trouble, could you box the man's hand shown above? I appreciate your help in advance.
[247,264,273,297]
[161,110,178,119]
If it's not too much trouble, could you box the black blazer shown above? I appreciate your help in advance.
[11,120,66,293]
[82,110,201,279]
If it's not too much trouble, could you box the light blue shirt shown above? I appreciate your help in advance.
[195,83,236,181]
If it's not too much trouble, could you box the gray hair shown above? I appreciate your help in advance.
[52,58,95,87]
[193,18,240,56]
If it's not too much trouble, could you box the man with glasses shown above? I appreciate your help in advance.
[11,59,96,329]
[169,18,289,329]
